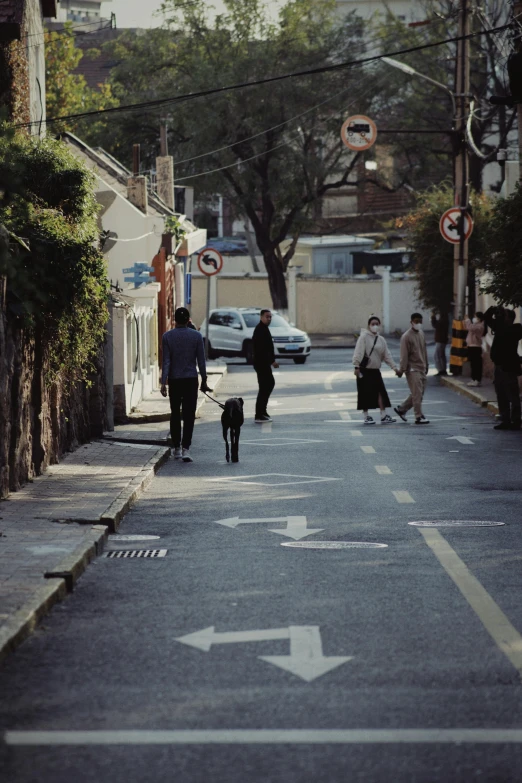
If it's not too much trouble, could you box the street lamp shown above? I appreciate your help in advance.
[381,57,456,118]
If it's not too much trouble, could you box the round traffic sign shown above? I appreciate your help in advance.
[197,247,223,276]
[439,207,474,244]
[341,115,377,151]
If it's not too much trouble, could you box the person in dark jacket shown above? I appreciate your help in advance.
[484,306,522,430]
[431,310,449,376]
[252,309,279,423]
[160,307,210,461]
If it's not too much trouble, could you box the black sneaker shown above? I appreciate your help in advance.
[415,416,430,425]
[394,407,407,422]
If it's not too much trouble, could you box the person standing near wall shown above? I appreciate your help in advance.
[161,307,210,462]
[353,316,401,424]
[253,309,279,423]
[464,312,486,387]
[394,313,430,425]
[431,311,449,377]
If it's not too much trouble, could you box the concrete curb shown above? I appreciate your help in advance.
[0,445,170,664]
[440,375,499,414]
[0,579,67,664]
[99,446,170,532]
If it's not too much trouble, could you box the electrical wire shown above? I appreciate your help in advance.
[17,22,511,129]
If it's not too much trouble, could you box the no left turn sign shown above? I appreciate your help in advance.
[439,207,474,244]
[197,247,223,276]
[341,115,377,151]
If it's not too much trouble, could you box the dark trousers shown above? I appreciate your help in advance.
[494,366,521,425]
[255,364,275,418]
[468,346,483,382]
[168,378,199,448]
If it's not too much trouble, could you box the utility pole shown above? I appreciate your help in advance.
[454,0,471,323]
[513,1,522,173]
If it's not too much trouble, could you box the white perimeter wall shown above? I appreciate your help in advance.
[190,275,430,333]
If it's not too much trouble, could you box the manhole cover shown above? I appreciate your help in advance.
[281,541,389,549]
[108,535,160,541]
[105,550,168,558]
[408,521,505,528]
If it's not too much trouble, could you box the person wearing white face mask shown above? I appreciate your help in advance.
[353,316,402,424]
[394,313,430,425]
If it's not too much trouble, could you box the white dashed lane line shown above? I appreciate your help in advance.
[393,490,415,504]
[375,466,392,475]
[349,430,362,437]
[361,446,376,454]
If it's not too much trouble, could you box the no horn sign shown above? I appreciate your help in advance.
[197,248,223,276]
[439,207,474,244]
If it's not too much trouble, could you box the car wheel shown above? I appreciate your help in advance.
[243,341,254,365]
[293,357,307,364]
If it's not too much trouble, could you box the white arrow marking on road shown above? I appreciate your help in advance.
[214,516,323,540]
[175,625,352,682]
[446,436,475,445]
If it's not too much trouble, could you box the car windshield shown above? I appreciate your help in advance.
[242,313,289,328]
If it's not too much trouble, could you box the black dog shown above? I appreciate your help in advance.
[221,397,244,463]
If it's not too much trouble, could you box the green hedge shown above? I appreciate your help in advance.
[0,127,108,382]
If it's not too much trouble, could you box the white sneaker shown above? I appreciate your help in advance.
[182,448,193,463]
[467,380,478,387]
[381,414,397,424]
[173,447,182,459]
[363,416,375,425]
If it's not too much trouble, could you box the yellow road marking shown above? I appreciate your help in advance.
[361,446,376,454]
[393,490,415,503]
[375,465,392,475]
[419,528,522,680]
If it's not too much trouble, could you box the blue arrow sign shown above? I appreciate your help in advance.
[123,263,157,288]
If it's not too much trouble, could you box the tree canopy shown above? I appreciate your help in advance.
[482,184,522,306]
[82,0,395,308]
[398,183,492,313]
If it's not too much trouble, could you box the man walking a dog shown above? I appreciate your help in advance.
[161,307,210,462]
[253,309,279,423]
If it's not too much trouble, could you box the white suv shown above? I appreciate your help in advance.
[199,308,312,364]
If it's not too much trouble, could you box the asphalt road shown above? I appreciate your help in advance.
[1,347,522,783]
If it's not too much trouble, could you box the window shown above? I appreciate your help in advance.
[222,312,242,329]
[209,312,224,325]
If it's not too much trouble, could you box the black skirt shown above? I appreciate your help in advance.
[356,368,391,410]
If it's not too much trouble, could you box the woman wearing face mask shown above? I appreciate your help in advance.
[353,316,402,424]
[464,312,486,387]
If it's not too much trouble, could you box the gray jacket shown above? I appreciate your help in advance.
[161,326,207,384]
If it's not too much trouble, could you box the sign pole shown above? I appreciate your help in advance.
[205,274,211,360]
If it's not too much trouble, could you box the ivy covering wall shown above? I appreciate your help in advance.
[0,126,109,497]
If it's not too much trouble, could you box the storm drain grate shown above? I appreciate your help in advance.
[105,549,168,559]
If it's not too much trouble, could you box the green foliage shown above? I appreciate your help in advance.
[398,183,492,312]
[0,126,109,382]
[45,23,118,134]
[164,214,186,245]
[482,184,522,306]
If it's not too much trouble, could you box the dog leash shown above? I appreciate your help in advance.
[203,390,226,410]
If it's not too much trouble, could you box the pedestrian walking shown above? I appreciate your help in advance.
[484,306,522,431]
[431,310,449,376]
[253,309,279,423]
[464,312,486,387]
[160,307,211,462]
[353,316,401,424]
[394,313,430,425]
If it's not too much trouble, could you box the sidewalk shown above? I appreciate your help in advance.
[0,362,227,662]
[440,374,499,415]
[310,334,356,349]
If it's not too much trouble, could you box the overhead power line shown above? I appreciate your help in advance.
[18,23,511,129]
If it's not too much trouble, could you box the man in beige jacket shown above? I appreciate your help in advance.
[394,313,430,425]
